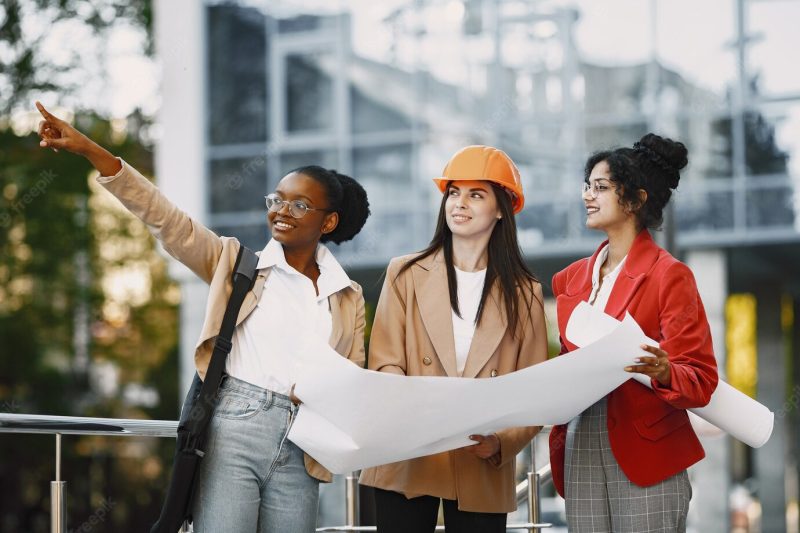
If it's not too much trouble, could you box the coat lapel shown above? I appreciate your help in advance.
[603,230,660,319]
[461,282,507,378]
[565,241,604,298]
[413,253,459,377]
[328,291,345,348]
[603,272,646,319]
[236,270,268,325]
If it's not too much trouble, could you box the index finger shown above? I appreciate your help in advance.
[35,101,59,122]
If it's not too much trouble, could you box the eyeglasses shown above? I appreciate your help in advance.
[582,181,612,199]
[265,194,330,219]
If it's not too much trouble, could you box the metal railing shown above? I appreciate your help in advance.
[0,413,554,532]
[317,429,554,532]
[316,463,554,532]
[0,413,184,533]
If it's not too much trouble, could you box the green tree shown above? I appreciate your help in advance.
[0,112,183,532]
[0,1,186,531]
[0,0,153,114]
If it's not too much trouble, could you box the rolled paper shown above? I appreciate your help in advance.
[565,301,773,448]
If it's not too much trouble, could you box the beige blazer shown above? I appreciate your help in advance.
[359,252,548,513]
[98,161,366,482]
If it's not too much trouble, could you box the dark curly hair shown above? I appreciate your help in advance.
[584,133,688,230]
[290,165,371,244]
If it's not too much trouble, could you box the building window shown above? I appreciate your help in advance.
[207,5,268,146]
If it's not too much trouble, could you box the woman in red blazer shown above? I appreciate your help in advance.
[550,133,719,532]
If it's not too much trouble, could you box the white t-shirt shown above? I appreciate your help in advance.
[225,239,352,394]
[451,267,487,376]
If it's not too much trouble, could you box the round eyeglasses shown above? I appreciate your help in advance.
[265,194,330,219]
[581,181,611,200]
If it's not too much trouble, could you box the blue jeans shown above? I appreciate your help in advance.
[190,375,320,532]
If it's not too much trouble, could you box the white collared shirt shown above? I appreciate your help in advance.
[225,239,353,394]
[588,244,627,312]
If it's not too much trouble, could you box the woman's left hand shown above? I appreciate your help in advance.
[625,344,671,387]
[467,433,500,461]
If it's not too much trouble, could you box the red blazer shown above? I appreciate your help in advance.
[549,230,718,497]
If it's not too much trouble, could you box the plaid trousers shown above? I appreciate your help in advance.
[564,397,692,532]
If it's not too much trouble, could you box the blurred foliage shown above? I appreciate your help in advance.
[0,1,185,531]
[0,112,181,533]
[710,110,789,177]
[710,78,789,178]
[0,0,153,114]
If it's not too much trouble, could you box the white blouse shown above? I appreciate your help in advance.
[225,239,352,394]
[588,244,627,312]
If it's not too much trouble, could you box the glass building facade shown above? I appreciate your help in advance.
[203,1,800,268]
[205,5,421,270]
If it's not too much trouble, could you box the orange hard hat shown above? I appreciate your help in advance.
[432,145,525,214]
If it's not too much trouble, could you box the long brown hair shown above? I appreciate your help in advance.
[397,182,541,338]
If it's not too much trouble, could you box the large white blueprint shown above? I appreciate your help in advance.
[288,312,650,474]
[565,302,774,448]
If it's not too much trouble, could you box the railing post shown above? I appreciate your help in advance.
[527,438,541,532]
[345,471,359,528]
[51,433,66,533]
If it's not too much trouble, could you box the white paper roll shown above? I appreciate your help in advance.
[565,302,774,448]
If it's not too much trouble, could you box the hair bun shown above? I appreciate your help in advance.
[330,170,367,206]
[633,133,687,189]
[290,165,370,244]
[327,169,371,245]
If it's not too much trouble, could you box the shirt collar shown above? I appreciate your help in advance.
[256,239,352,299]
[591,244,627,288]
[315,242,352,298]
[257,238,293,272]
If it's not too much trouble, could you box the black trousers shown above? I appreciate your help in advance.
[373,488,507,533]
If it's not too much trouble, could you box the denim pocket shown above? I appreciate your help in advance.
[214,393,265,420]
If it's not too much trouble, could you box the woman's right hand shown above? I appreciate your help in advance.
[35,101,122,176]
[36,101,92,155]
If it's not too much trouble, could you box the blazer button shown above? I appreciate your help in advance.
[422,356,432,366]
[490,369,498,377]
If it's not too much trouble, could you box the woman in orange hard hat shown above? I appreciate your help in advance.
[359,146,549,532]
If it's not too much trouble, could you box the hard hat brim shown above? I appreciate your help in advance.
[432,177,524,214]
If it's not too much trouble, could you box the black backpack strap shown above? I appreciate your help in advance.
[184,245,259,440]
